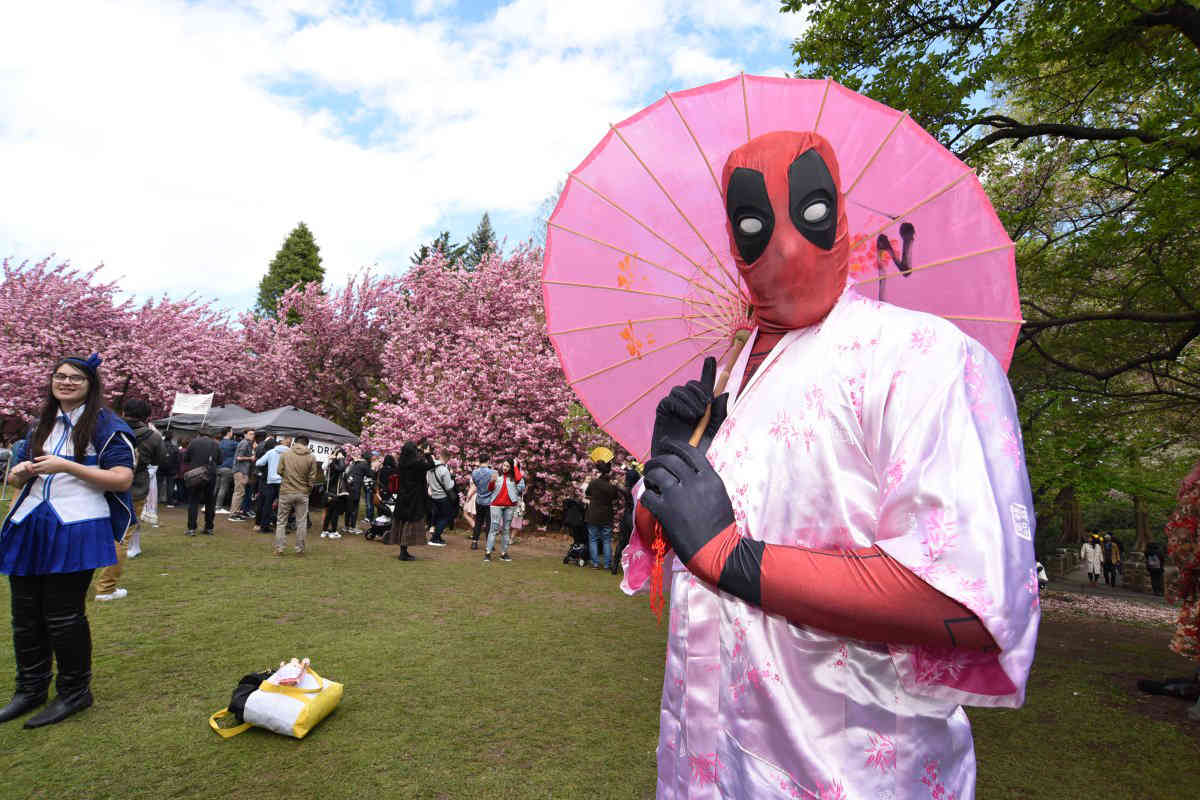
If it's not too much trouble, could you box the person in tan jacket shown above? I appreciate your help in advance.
[275,435,320,556]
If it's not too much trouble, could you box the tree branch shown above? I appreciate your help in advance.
[1127,1,1200,52]
[1019,322,1200,380]
[1020,308,1200,332]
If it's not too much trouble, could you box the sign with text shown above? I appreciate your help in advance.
[307,439,343,465]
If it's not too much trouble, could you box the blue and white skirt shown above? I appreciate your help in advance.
[0,502,117,576]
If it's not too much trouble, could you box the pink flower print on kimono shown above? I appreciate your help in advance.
[844,370,866,424]
[920,759,956,800]
[864,731,898,773]
[910,326,936,355]
[769,410,817,452]
[956,576,995,619]
[780,773,848,800]
[913,507,959,580]
[884,458,907,496]
[837,335,879,355]
[963,350,997,423]
[829,642,850,671]
[727,617,781,700]
[689,752,721,787]
[999,417,1024,471]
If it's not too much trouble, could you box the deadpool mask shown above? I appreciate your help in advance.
[721,131,849,331]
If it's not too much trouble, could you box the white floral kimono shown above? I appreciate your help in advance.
[622,287,1040,800]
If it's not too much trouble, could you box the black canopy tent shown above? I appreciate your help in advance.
[154,404,358,445]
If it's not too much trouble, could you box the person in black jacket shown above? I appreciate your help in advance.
[322,449,350,536]
[184,433,221,536]
[611,465,639,575]
[159,435,180,507]
[386,443,433,561]
[344,453,373,533]
[94,398,167,600]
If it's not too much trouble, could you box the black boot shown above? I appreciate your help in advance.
[25,580,93,729]
[0,579,51,723]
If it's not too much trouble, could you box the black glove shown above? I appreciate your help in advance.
[651,356,729,458]
[641,439,735,564]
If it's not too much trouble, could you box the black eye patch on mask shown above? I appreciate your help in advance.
[725,167,775,264]
[787,149,837,251]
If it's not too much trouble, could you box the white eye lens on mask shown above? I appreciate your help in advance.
[738,217,764,235]
[802,201,828,224]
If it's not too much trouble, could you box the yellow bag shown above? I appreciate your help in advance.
[209,668,343,739]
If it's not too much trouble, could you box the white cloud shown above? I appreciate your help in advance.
[0,0,810,307]
[670,46,743,84]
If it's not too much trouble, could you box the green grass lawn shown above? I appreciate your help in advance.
[0,506,1197,799]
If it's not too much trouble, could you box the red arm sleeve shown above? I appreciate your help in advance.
[639,503,996,651]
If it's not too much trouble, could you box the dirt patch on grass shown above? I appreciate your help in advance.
[1039,616,1200,742]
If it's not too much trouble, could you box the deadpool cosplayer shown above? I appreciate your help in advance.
[623,132,1039,798]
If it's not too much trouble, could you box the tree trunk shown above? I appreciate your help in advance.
[1133,494,1150,552]
[1055,485,1083,546]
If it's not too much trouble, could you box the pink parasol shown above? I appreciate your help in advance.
[543,75,1020,462]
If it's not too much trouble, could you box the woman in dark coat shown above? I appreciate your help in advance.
[386,442,432,560]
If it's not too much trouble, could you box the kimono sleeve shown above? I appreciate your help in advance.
[869,330,1039,709]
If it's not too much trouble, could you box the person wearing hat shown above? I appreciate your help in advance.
[0,354,136,727]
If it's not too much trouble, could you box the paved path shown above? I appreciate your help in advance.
[1048,560,1173,608]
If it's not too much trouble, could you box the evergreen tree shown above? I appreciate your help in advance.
[463,212,498,270]
[256,222,324,317]
[410,230,467,266]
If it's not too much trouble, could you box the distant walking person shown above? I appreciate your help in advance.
[344,452,372,533]
[470,459,496,551]
[228,429,256,521]
[254,437,289,533]
[425,449,456,547]
[387,442,433,561]
[214,428,237,513]
[1145,542,1166,597]
[185,431,221,536]
[485,458,524,563]
[274,436,319,556]
[585,461,620,570]
[1102,533,1121,587]
[1081,533,1103,585]
[322,449,350,537]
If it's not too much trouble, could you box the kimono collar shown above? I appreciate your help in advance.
[727,282,858,409]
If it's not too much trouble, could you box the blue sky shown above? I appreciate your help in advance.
[0,1,809,313]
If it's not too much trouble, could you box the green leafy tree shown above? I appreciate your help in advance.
[464,212,499,270]
[410,230,467,266]
[256,222,324,317]
[785,0,1200,541]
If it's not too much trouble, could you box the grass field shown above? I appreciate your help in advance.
[0,506,1197,799]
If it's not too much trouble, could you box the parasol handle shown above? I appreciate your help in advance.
[688,328,752,447]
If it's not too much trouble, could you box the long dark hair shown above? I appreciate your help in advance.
[32,357,106,462]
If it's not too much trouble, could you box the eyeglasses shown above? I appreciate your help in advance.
[51,373,88,385]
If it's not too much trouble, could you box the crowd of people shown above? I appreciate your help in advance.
[114,423,571,566]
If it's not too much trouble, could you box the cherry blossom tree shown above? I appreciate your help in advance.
[0,257,243,437]
[238,270,405,433]
[363,246,622,516]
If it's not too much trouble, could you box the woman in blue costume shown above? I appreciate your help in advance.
[0,354,136,727]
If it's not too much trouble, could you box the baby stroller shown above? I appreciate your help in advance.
[562,499,589,567]
[365,494,394,541]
